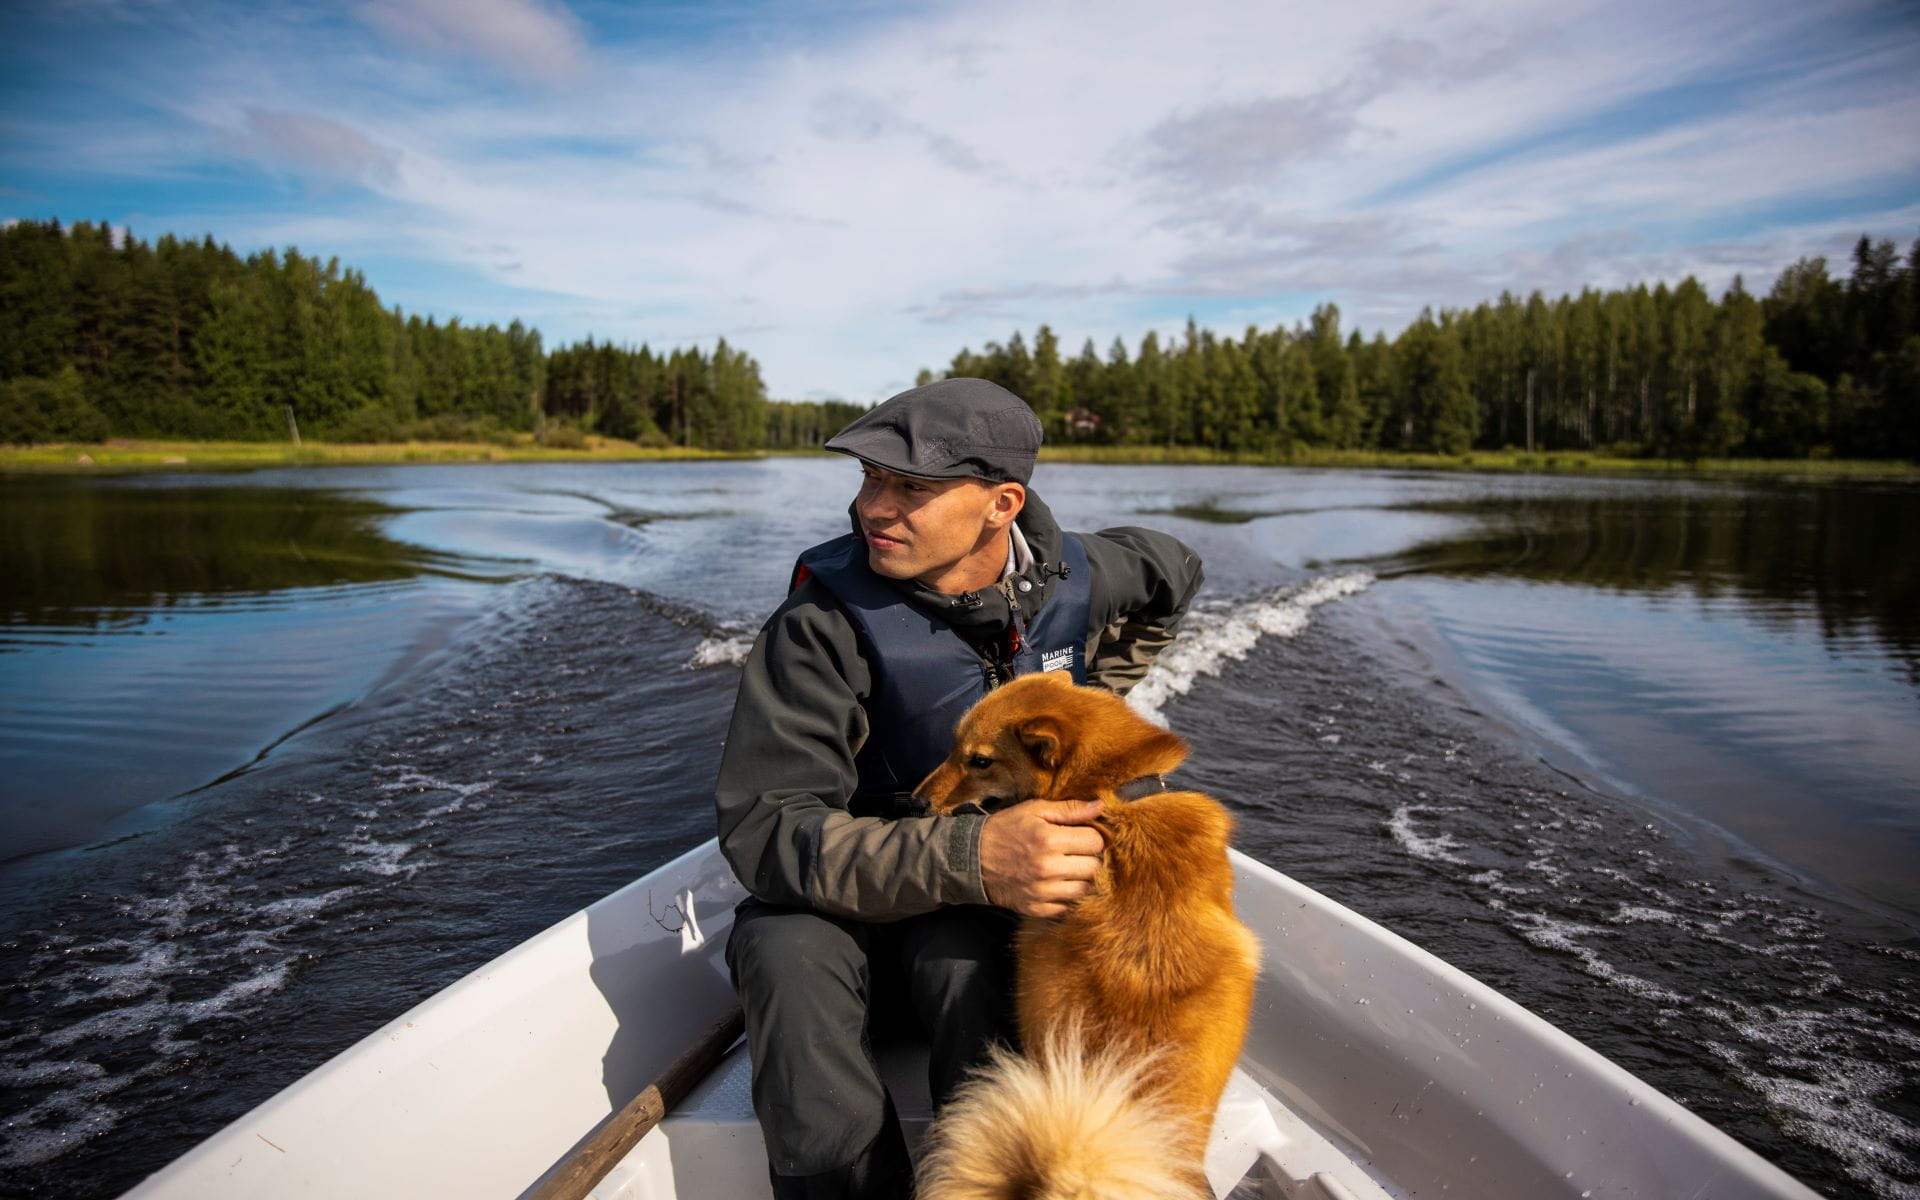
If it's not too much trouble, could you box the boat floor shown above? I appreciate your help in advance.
[575,1038,1399,1200]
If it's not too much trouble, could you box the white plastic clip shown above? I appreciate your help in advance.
[678,888,705,953]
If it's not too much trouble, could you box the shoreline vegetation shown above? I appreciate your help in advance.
[4,437,1910,479]
[0,437,752,472]
[4,219,1916,472]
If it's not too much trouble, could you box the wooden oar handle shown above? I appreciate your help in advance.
[529,1003,745,1200]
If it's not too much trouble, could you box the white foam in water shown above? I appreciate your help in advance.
[253,887,359,921]
[0,1084,125,1169]
[1467,868,1534,897]
[0,1060,108,1090]
[1522,851,1569,887]
[1128,571,1374,721]
[688,629,755,668]
[1446,804,1919,1193]
[1611,904,1684,927]
[1706,1007,1920,1198]
[679,573,1374,684]
[341,836,421,878]
[0,855,366,1169]
[1508,911,1687,1005]
[52,942,181,1004]
[1387,804,1469,865]
[377,770,495,802]
[177,962,294,1023]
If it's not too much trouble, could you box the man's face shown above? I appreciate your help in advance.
[854,464,1020,590]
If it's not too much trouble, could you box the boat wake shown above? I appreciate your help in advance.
[1189,599,1920,1200]
[1128,571,1374,722]
[1371,762,1920,1198]
[680,571,1380,687]
[687,628,755,669]
[0,836,361,1170]
[0,576,739,1197]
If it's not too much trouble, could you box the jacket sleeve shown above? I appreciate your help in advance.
[713,580,992,919]
[1079,526,1205,695]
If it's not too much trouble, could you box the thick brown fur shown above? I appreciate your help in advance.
[915,674,1260,1200]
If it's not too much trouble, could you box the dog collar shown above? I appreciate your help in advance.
[940,775,1171,815]
[1113,774,1171,801]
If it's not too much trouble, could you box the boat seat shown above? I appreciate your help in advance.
[586,1038,1398,1200]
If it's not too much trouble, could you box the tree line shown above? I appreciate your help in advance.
[922,235,1919,461]
[5,218,1913,460]
[0,218,811,449]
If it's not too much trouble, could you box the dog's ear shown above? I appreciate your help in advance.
[1129,726,1189,772]
[1017,715,1066,769]
[1099,700,1190,778]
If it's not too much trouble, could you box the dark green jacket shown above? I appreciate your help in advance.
[713,492,1203,921]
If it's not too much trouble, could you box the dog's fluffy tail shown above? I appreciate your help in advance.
[916,1030,1211,1200]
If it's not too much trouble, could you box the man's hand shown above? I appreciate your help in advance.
[978,798,1105,918]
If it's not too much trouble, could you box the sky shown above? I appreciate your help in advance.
[4,0,1918,403]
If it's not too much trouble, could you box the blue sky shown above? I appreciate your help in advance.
[5,0,1917,402]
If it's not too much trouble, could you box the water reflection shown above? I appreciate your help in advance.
[1349,478,1920,916]
[0,478,492,860]
[1376,482,1920,688]
[0,479,432,632]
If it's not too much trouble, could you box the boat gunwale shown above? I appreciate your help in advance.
[124,839,1818,1199]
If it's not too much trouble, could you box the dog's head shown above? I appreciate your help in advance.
[914,673,1189,814]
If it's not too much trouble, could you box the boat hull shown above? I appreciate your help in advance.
[126,842,1814,1199]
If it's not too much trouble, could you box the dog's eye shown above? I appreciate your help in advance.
[966,753,993,770]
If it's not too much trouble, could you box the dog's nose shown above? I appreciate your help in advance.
[901,793,932,818]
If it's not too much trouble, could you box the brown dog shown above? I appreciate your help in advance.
[913,673,1259,1200]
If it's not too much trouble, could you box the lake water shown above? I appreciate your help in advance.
[1,460,1916,1198]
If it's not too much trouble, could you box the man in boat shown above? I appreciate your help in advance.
[715,376,1204,1199]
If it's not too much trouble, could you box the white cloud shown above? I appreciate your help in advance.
[234,110,402,188]
[353,0,588,84]
[17,0,1917,400]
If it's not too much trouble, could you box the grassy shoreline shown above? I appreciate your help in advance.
[1036,444,1918,478]
[0,437,755,473]
[1,438,1911,479]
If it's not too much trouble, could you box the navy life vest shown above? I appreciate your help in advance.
[792,530,1091,817]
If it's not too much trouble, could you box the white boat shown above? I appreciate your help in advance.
[127,840,1818,1199]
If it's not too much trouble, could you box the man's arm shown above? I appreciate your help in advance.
[715,582,995,920]
[1080,526,1206,694]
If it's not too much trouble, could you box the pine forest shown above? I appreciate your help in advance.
[2,218,1914,462]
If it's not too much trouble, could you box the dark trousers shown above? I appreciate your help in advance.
[726,897,1020,1200]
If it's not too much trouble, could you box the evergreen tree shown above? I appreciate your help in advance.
[1104,336,1142,443]
[1391,312,1477,454]
[1030,325,1064,433]
[6,217,1911,460]
[1310,305,1364,448]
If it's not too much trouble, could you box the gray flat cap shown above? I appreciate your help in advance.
[825,377,1043,484]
